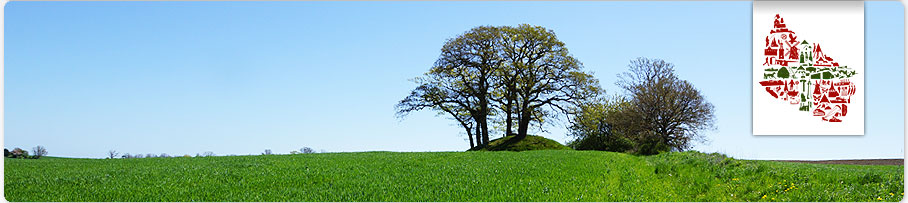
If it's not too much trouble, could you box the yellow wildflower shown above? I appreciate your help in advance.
[877,197,882,201]
[762,195,767,199]
[890,193,895,196]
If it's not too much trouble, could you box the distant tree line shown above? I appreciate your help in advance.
[4,146,47,159]
[106,147,323,159]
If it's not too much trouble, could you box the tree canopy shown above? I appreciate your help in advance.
[397,24,600,149]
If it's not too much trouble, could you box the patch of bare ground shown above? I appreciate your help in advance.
[771,159,903,165]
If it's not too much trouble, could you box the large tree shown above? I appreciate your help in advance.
[398,24,601,148]
[397,83,480,148]
[397,26,502,147]
[498,25,601,139]
[616,57,715,154]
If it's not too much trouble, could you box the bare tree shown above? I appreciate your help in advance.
[616,57,716,154]
[32,146,48,158]
[202,151,215,157]
[160,153,170,158]
[135,154,144,158]
[301,147,316,154]
[263,149,272,155]
[108,150,120,159]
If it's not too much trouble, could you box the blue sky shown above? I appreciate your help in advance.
[4,1,903,160]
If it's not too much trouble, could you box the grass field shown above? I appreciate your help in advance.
[4,150,904,202]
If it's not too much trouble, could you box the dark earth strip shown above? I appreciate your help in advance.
[770,159,903,165]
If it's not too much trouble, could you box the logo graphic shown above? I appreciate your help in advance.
[758,14,857,123]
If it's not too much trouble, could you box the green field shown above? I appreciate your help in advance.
[4,151,904,202]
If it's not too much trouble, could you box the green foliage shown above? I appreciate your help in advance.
[7,148,30,159]
[471,135,571,151]
[4,151,902,202]
[566,96,635,152]
[777,67,790,79]
[398,24,602,148]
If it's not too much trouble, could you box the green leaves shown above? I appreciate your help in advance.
[399,24,603,145]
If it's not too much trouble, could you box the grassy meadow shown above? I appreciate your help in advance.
[4,150,904,202]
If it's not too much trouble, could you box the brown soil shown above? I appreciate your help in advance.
[771,159,903,165]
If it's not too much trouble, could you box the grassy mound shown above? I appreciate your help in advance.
[4,151,903,202]
[470,135,572,151]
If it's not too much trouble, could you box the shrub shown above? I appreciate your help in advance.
[9,148,28,159]
[567,97,636,153]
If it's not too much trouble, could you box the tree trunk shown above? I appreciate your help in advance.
[475,123,483,146]
[480,115,490,145]
[478,88,491,146]
[505,99,513,137]
[516,110,532,139]
[466,125,475,149]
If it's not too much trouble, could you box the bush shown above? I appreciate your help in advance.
[567,97,636,153]
[9,148,28,159]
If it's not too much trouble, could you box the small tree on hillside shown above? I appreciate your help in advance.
[616,57,716,154]
[30,146,47,158]
[301,147,316,154]
[108,150,120,159]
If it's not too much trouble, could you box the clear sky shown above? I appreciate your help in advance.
[4,1,903,160]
